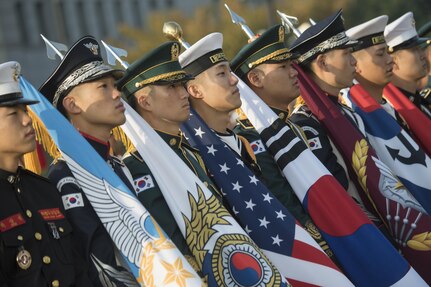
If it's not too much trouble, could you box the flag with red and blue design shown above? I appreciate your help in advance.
[343,84,431,283]
[182,110,353,287]
[235,72,427,286]
[383,83,431,156]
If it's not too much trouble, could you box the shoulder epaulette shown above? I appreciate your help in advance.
[20,168,51,183]
[420,88,431,100]
[110,155,125,167]
[128,150,144,163]
[236,118,254,130]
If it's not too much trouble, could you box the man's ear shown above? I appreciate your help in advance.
[391,52,400,71]
[186,81,204,100]
[135,86,152,112]
[247,68,264,88]
[62,94,81,115]
[315,54,328,71]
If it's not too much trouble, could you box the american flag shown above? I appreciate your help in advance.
[120,101,288,287]
[235,72,427,286]
[182,110,353,287]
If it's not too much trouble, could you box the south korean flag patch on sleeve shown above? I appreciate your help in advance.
[307,137,322,150]
[250,139,266,155]
[62,193,84,210]
[133,175,155,195]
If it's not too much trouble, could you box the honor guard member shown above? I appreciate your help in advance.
[178,33,261,177]
[288,10,358,190]
[0,61,91,286]
[39,37,138,286]
[117,41,221,267]
[385,12,431,118]
[288,10,391,229]
[346,15,412,131]
[230,25,335,260]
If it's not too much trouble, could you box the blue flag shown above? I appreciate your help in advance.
[20,76,205,286]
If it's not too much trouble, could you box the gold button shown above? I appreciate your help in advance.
[17,188,21,193]
[43,256,51,264]
[52,279,59,287]
[35,232,42,240]
[169,138,176,146]
[278,113,285,120]
[58,227,64,233]
[26,210,32,218]
[204,181,209,187]
[17,235,23,241]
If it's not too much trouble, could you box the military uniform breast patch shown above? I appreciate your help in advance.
[62,193,85,210]
[133,175,155,195]
[249,139,266,155]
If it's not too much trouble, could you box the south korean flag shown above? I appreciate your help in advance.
[62,193,84,210]
[250,139,266,155]
[307,137,322,151]
[133,174,155,195]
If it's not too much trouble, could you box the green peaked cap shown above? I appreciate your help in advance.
[117,41,193,98]
[230,25,298,79]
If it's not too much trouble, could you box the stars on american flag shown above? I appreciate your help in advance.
[232,181,243,193]
[236,158,244,167]
[219,163,230,174]
[271,234,283,246]
[232,206,239,215]
[249,175,259,185]
[183,113,296,256]
[275,210,286,221]
[258,217,270,228]
[207,145,217,156]
[244,225,252,234]
[245,199,256,210]
[194,127,205,138]
[263,193,273,203]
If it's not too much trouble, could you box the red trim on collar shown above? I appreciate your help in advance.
[80,132,110,147]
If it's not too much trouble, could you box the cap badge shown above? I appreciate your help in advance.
[278,26,285,42]
[12,62,20,82]
[411,18,415,28]
[84,42,99,55]
[171,43,179,60]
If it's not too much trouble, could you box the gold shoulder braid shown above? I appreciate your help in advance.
[111,127,136,155]
[23,108,61,173]
[237,135,257,163]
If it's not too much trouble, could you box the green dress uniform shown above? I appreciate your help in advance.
[123,131,222,266]
[0,167,91,287]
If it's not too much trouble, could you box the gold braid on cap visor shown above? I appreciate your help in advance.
[297,32,351,63]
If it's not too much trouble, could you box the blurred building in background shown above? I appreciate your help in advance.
[0,0,210,86]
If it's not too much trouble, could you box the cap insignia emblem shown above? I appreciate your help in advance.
[278,26,285,42]
[84,42,99,55]
[411,18,415,28]
[171,43,179,60]
[12,62,20,82]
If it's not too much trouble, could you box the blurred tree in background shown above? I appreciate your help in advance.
[113,0,431,65]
